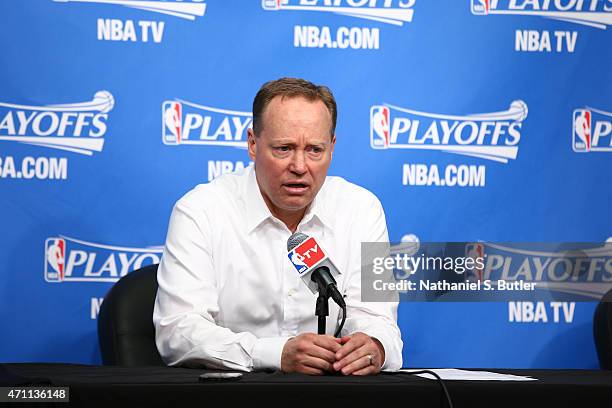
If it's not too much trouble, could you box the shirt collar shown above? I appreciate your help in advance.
[299,184,331,231]
[244,166,332,234]
[245,166,274,233]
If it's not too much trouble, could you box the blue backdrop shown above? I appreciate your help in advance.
[1,0,610,368]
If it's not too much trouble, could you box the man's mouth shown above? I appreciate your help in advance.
[282,182,310,194]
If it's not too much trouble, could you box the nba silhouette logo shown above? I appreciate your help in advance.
[288,251,308,274]
[573,109,591,152]
[45,238,65,282]
[370,106,390,149]
[471,0,490,14]
[163,101,182,144]
[465,243,484,282]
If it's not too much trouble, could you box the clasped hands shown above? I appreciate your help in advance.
[281,332,384,376]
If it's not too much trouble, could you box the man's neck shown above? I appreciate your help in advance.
[253,175,310,233]
[273,207,306,233]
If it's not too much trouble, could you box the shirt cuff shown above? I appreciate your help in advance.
[252,336,290,371]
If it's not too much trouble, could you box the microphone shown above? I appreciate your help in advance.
[287,232,346,308]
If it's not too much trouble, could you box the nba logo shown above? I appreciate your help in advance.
[163,101,182,145]
[288,237,326,274]
[45,238,65,282]
[465,243,484,282]
[370,106,390,149]
[288,251,308,274]
[471,0,490,14]
[573,109,591,152]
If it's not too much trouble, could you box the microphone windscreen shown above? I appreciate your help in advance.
[287,232,309,251]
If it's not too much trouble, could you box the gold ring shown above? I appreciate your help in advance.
[367,354,373,366]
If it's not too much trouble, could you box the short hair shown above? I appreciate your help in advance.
[252,77,337,137]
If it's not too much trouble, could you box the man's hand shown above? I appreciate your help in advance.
[333,332,385,375]
[281,333,342,375]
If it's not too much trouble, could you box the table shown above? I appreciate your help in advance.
[2,363,611,407]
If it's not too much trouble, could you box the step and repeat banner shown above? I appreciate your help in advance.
[1,1,611,368]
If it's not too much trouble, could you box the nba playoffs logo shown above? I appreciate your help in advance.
[45,236,162,283]
[262,0,416,26]
[370,100,528,163]
[470,0,612,29]
[476,242,612,300]
[288,237,326,274]
[53,0,207,20]
[162,99,251,148]
[573,107,612,152]
[0,91,113,155]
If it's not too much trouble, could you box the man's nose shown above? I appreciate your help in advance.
[289,151,307,174]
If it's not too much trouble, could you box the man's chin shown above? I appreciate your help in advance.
[278,198,313,213]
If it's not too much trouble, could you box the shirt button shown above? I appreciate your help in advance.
[288,288,296,296]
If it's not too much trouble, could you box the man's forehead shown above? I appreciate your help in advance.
[259,96,333,136]
[265,95,328,114]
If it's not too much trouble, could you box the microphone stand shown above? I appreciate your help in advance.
[311,266,346,336]
[315,284,329,335]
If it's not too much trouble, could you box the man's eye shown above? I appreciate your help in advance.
[308,146,323,154]
[275,146,290,152]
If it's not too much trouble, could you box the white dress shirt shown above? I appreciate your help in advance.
[153,166,402,371]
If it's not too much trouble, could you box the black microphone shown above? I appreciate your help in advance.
[310,266,346,308]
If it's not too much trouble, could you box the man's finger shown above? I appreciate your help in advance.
[340,353,373,375]
[300,365,324,376]
[339,335,352,344]
[334,345,370,371]
[352,364,377,376]
[308,344,338,364]
[313,335,342,353]
[302,355,334,372]
[335,335,366,360]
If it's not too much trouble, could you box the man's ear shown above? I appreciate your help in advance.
[330,134,336,159]
[247,128,256,161]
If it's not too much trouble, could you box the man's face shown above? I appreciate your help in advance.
[248,96,335,222]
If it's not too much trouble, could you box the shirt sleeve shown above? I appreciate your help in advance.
[153,197,290,371]
[340,194,403,371]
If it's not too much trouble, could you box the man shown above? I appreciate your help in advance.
[154,78,402,375]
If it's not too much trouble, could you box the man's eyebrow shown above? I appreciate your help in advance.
[270,140,296,145]
[271,139,330,145]
[310,141,331,146]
